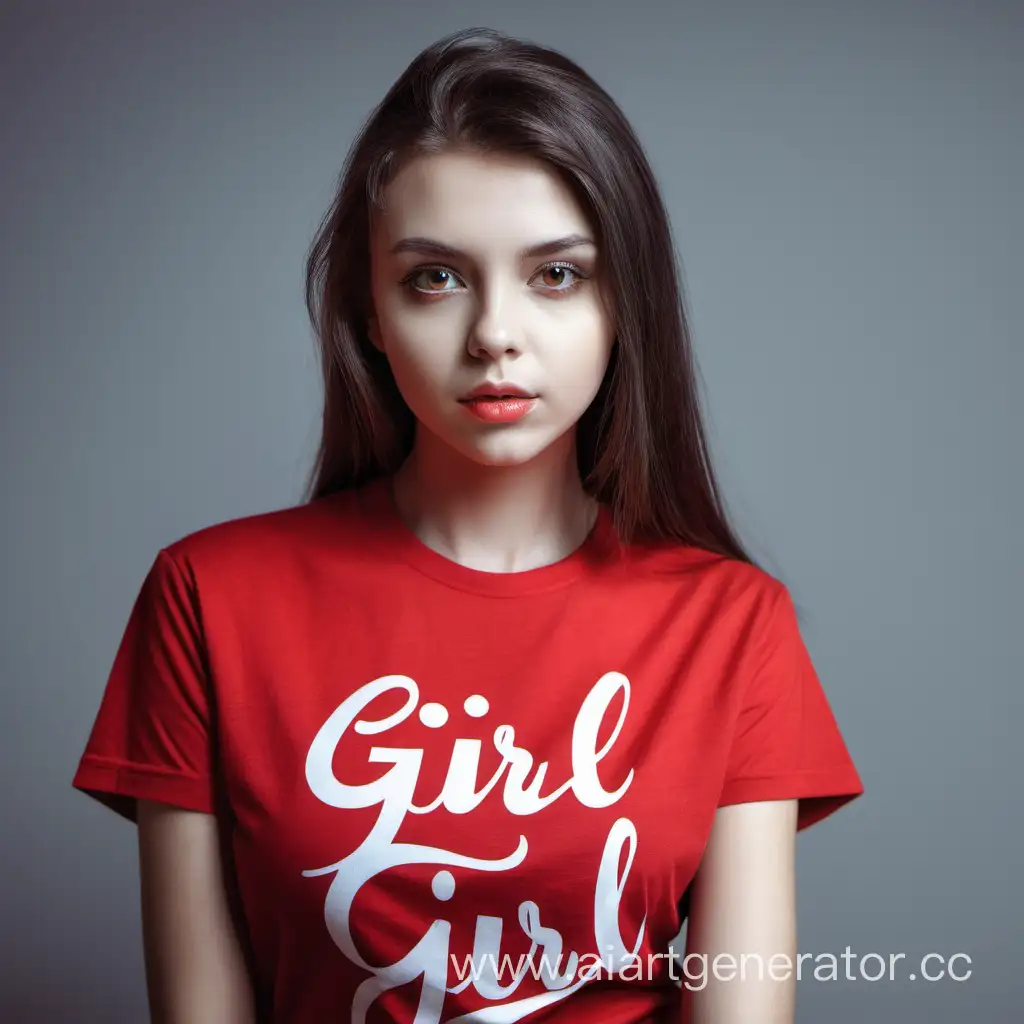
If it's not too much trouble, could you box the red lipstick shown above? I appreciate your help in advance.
[459,381,538,423]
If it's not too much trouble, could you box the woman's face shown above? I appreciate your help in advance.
[368,149,615,469]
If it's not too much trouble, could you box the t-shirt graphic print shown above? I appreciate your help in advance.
[302,668,649,1022]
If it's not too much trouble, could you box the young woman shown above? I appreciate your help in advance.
[73,26,863,1024]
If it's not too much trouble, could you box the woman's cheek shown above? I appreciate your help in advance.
[386,340,452,414]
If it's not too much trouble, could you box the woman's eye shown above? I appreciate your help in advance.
[408,268,460,293]
[535,264,582,290]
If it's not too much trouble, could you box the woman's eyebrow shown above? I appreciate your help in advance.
[389,233,596,260]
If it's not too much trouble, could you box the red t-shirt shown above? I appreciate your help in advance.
[73,474,863,1023]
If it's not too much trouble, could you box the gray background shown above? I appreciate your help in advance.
[2,0,1020,1020]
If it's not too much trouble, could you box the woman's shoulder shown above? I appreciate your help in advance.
[622,533,783,600]
[610,536,786,644]
[156,488,366,580]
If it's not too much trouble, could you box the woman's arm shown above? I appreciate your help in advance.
[680,799,799,1023]
[136,799,257,1024]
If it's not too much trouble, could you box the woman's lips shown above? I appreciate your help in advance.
[459,396,538,423]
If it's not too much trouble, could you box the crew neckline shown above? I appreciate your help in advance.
[353,473,621,597]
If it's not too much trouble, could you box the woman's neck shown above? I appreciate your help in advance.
[389,442,600,574]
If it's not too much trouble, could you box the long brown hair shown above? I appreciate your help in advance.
[304,26,756,563]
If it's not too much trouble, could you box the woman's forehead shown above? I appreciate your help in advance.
[375,150,593,248]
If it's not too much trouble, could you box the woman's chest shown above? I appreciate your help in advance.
[216,611,735,951]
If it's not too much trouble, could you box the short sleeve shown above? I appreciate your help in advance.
[717,583,864,830]
[72,548,216,822]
